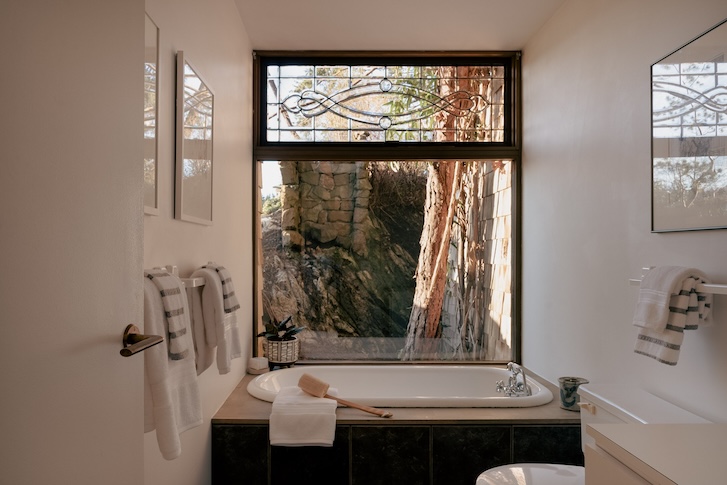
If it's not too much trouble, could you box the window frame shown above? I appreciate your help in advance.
[252,51,522,364]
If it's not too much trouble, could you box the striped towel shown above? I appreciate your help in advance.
[634,270,712,366]
[202,262,241,313]
[145,270,189,360]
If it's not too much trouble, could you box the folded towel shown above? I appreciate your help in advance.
[143,277,203,460]
[145,270,189,360]
[634,267,713,366]
[190,263,242,374]
[633,266,705,330]
[269,387,337,447]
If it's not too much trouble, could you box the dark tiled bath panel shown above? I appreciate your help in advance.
[212,424,582,485]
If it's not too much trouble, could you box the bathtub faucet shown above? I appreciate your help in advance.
[496,362,532,397]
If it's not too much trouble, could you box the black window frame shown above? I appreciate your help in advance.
[252,51,522,363]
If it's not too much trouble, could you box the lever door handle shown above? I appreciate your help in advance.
[120,324,163,357]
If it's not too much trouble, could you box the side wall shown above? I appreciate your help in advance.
[522,0,727,422]
[143,0,252,483]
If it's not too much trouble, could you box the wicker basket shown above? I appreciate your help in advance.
[263,337,300,364]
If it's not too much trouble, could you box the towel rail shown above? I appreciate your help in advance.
[629,267,727,295]
[160,264,206,288]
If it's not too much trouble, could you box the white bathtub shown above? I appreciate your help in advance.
[247,365,553,407]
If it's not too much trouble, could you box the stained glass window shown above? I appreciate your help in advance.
[262,60,509,143]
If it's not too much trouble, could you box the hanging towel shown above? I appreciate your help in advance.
[145,270,189,360]
[143,275,203,460]
[190,263,242,374]
[633,266,712,365]
[269,386,338,447]
[202,262,241,314]
[187,286,214,375]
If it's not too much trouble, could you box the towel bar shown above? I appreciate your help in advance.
[181,276,206,288]
[629,267,727,295]
[160,265,206,288]
[120,324,164,357]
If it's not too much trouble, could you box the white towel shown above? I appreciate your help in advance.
[202,262,241,314]
[187,286,214,375]
[269,387,337,447]
[145,270,190,360]
[190,264,242,374]
[143,276,203,460]
[634,266,713,365]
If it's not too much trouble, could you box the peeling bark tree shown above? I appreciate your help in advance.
[401,66,499,360]
[401,161,461,359]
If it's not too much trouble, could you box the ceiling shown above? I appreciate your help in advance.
[235,0,567,52]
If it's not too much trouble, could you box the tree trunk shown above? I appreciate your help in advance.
[401,161,461,359]
[401,66,499,360]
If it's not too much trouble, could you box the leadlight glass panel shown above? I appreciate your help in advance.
[264,62,507,143]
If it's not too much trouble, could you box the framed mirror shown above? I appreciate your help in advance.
[143,14,159,215]
[651,19,727,232]
[175,51,214,225]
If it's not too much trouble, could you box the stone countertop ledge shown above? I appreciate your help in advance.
[213,367,581,425]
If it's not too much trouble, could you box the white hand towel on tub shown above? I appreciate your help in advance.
[269,386,337,447]
[143,275,202,460]
[190,263,242,374]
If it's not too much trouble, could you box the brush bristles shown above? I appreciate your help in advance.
[298,372,330,398]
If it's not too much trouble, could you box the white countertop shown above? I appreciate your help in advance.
[587,423,727,485]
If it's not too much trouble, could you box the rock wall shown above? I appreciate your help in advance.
[279,161,372,255]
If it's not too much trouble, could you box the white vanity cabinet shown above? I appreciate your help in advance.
[585,424,727,485]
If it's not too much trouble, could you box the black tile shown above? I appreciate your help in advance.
[513,425,583,466]
[352,426,430,485]
[271,426,350,485]
[432,426,511,485]
[212,424,269,485]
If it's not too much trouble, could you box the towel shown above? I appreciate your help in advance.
[202,262,241,314]
[190,263,242,374]
[145,270,189,360]
[143,276,203,460]
[269,386,337,447]
[633,266,703,330]
[187,286,214,375]
[634,266,713,365]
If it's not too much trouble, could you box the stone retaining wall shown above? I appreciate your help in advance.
[278,161,372,255]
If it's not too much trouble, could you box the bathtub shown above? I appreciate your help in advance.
[247,365,553,407]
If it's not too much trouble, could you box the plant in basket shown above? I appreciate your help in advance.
[257,315,305,369]
[257,315,305,340]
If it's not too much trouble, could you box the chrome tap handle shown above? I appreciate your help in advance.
[496,380,506,393]
[505,362,532,396]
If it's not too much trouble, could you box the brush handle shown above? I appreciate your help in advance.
[326,394,393,418]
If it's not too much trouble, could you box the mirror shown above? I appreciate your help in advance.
[652,19,727,232]
[175,51,214,225]
[143,14,159,215]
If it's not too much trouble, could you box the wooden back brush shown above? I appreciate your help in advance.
[298,373,393,418]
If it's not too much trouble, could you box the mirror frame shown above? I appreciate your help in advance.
[143,13,159,215]
[175,51,214,225]
[651,18,727,232]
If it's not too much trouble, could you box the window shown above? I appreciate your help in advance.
[254,53,521,362]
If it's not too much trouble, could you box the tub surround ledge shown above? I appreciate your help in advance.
[213,368,579,425]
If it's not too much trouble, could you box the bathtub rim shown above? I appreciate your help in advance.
[246,364,554,408]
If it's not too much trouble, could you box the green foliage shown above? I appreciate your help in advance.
[262,194,281,215]
[257,315,305,341]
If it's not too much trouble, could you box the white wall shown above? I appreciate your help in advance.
[522,0,727,422]
[142,0,252,483]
